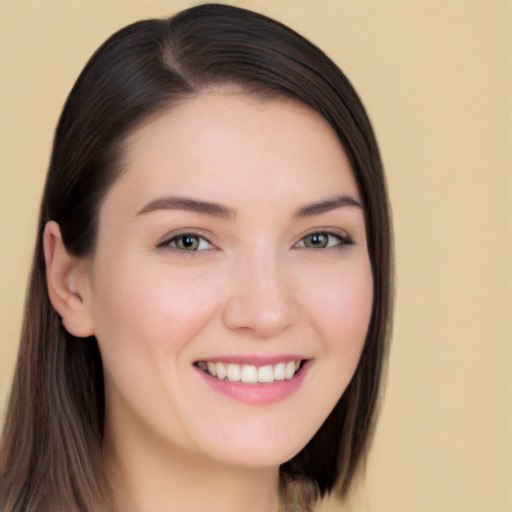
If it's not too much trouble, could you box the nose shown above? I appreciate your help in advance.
[221,250,298,338]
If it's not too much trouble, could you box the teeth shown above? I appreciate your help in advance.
[197,360,302,384]
[241,365,258,383]
[257,365,274,383]
[273,362,285,381]
[216,362,227,380]
[206,362,217,377]
[227,364,241,382]
[285,361,296,380]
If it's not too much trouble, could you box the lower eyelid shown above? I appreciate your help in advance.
[296,231,353,248]
[333,233,353,244]
[158,233,214,251]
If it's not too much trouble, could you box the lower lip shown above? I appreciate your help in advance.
[195,362,310,405]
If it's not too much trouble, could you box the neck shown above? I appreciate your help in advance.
[103,427,281,512]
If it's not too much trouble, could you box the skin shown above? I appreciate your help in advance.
[45,89,374,511]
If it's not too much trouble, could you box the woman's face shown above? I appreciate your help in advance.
[81,90,373,469]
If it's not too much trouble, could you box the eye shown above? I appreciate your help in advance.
[159,233,214,252]
[296,231,352,249]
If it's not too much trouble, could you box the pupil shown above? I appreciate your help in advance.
[309,233,327,247]
[180,236,197,249]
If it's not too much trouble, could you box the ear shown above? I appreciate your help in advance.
[43,221,95,338]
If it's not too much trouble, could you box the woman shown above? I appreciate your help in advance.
[0,3,393,511]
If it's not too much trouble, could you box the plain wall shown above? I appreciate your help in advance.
[0,1,510,511]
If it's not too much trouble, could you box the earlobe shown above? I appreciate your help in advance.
[43,221,95,338]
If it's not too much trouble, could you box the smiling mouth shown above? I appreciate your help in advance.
[194,360,304,384]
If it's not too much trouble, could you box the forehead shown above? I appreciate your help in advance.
[104,90,359,218]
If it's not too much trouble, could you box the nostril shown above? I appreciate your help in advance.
[221,295,298,337]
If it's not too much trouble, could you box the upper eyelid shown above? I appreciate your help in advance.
[296,227,351,241]
[157,229,214,247]
[156,235,216,255]
[299,231,349,241]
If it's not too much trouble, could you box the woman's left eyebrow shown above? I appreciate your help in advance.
[294,195,362,217]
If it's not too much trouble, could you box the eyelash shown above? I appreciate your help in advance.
[157,232,215,253]
[158,229,353,254]
[294,231,354,250]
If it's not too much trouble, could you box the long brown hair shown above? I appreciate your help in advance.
[0,4,393,511]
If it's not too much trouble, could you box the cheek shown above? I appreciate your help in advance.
[90,258,222,365]
[306,257,374,358]
[89,258,225,437]
[283,257,373,448]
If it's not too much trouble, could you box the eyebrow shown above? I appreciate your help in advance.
[137,196,236,219]
[136,194,361,220]
[294,195,362,217]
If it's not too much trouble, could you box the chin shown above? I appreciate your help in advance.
[193,422,315,470]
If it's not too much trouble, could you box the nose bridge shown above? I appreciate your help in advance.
[222,244,297,337]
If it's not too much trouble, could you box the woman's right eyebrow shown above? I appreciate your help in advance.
[136,196,237,219]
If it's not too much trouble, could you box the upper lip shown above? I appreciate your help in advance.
[194,355,307,366]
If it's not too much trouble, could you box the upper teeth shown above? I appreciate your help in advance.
[196,360,301,384]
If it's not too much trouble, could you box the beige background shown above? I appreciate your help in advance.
[0,1,510,511]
